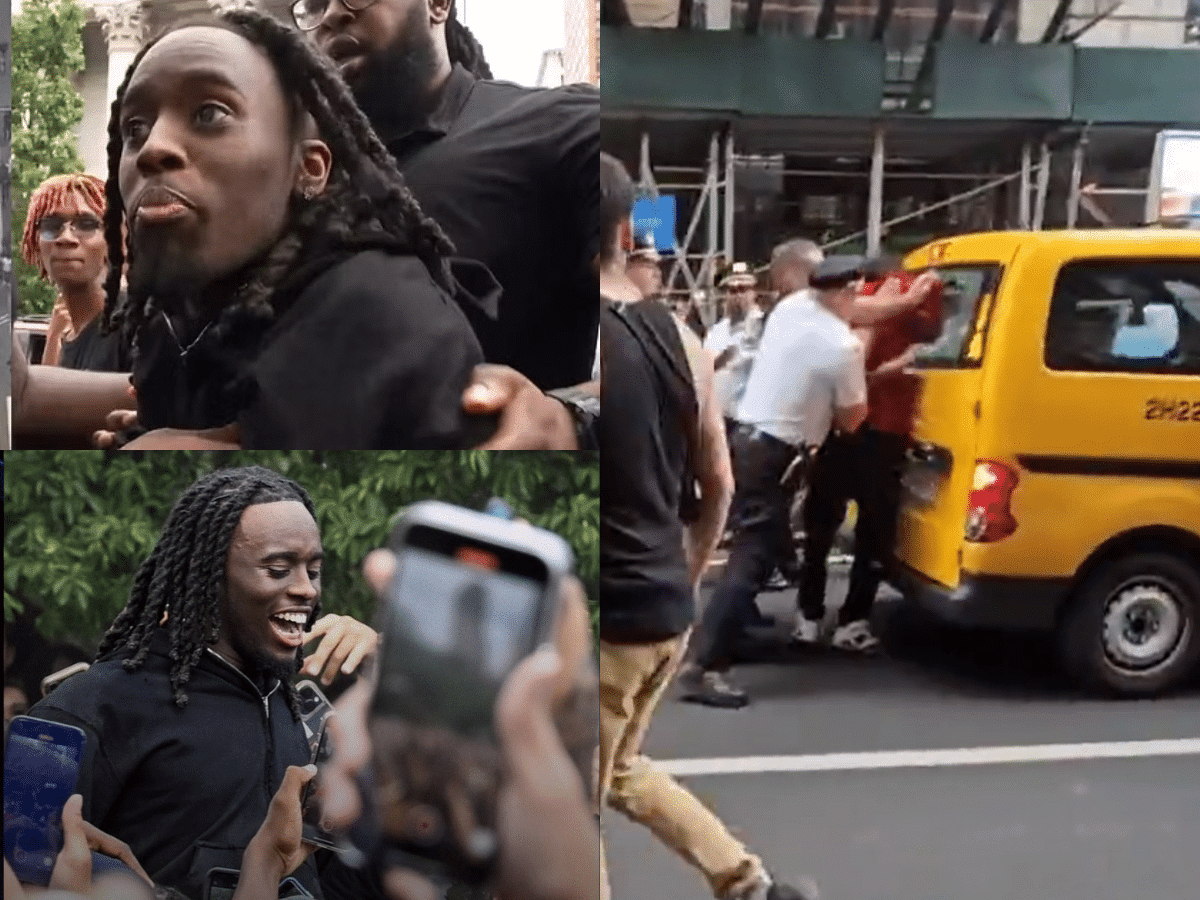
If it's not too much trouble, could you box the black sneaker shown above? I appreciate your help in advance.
[679,668,749,709]
[741,875,821,900]
[764,569,790,591]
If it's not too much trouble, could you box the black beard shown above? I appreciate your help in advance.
[127,236,209,305]
[229,629,302,691]
[348,2,442,137]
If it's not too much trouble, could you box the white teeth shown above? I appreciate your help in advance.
[272,612,308,625]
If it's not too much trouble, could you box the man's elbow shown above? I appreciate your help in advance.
[698,460,735,510]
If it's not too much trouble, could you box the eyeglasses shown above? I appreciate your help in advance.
[290,0,382,32]
[38,215,103,242]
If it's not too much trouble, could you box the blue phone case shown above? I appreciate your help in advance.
[3,716,88,887]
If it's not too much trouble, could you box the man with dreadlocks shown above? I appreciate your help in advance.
[20,174,129,373]
[297,0,600,394]
[100,8,500,449]
[27,467,382,900]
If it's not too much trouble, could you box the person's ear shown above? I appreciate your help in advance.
[428,0,453,25]
[295,139,332,201]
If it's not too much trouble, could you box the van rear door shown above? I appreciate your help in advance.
[895,242,1014,591]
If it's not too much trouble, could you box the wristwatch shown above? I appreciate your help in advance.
[548,388,599,455]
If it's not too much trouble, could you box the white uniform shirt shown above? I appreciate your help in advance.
[736,289,866,447]
[704,310,764,419]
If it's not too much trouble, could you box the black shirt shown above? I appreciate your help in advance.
[132,244,499,449]
[382,65,600,391]
[28,629,324,900]
[61,313,129,373]
[599,299,697,644]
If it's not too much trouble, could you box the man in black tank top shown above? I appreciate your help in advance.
[596,153,818,900]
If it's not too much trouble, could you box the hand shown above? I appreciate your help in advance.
[319,553,598,900]
[463,365,578,450]
[121,423,240,450]
[48,794,154,895]
[906,271,940,305]
[243,765,319,885]
[93,407,138,449]
[302,614,379,685]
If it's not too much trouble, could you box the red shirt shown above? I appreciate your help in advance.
[861,274,944,435]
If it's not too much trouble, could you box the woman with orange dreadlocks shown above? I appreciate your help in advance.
[20,174,130,372]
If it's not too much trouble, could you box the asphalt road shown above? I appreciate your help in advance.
[602,576,1200,900]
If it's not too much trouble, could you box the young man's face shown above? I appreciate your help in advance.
[36,191,108,291]
[118,27,303,301]
[627,259,662,298]
[217,501,324,675]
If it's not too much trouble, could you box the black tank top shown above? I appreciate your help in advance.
[600,298,698,644]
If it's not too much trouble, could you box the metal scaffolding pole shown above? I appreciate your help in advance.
[1145,129,1166,225]
[639,131,655,198]
[707,131,719,286]
[1019,141,1032,230]
[1067,135,1085,229]
[822,169,1022,251]
[867,126,886,255]
[1033,142,1050,230]
[724,129,735,267]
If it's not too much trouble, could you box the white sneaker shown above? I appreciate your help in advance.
[790,615,822,644]
[832,619,881,653]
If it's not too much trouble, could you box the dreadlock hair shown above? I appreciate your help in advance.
[99,7,456,347]
[446,0,492,80]
[21,174,107,279]
[95,466,319,718]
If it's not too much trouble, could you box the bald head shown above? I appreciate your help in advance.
[770,239,825,297]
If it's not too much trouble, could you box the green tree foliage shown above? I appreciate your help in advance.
[4,451,598,651]
[11,0,88,316]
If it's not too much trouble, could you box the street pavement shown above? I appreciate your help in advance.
[602,572,1200,900]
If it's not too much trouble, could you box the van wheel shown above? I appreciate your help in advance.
[1059,553,1200,697]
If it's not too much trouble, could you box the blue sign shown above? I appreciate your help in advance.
[631,195,677,253]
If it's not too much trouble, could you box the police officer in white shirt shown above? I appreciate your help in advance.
[681,242,870,708]
[704,262,765,442]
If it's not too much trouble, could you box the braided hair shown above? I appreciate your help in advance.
[21,174,107,279]
[99,7,456,346]
[446,0,492,80]
[95,466,319,718]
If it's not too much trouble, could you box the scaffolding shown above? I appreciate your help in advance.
[620,117,1172,303]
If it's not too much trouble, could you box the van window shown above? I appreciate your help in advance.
[909,265,1002,368]
[1045,260,1200,375]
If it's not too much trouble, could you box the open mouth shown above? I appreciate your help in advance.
[268,611,309,648]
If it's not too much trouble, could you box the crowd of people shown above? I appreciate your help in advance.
[12,0,598,451]
[5,466,600,900]
[597,149,948,900]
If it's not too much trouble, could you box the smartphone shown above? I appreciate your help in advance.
[365,500,574,884]
[300,719,339,851]
[295,680,332,756]
[40,662,91,698]
[203,866,240,900]
[3,716,88,886]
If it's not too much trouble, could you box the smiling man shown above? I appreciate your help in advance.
[26,466,379,900]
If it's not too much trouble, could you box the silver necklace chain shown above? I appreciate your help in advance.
[161,311,213,358]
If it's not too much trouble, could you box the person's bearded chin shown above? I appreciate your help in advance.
[347,5,441,136]
[230,628,302,688]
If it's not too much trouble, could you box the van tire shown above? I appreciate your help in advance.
[1059,552,1200,697]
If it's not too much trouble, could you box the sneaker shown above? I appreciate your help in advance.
[832,619,881,653]
[679,669,749,709]
[763,569,790,591]
[739,874,821,900]
[790,615,822,644]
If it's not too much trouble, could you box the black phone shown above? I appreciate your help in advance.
[300,719,339,851]
[295,680,332,756]
[3,716,87,886]
[363,501,573,885]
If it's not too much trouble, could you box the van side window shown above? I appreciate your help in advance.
[1045,260,1200,375]
[911,265,1001,369]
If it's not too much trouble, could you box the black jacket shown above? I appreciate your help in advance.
[28,628,321,900]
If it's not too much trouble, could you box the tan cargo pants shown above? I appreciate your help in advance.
[596,629,765,899]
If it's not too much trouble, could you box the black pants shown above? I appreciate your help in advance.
[693,429,802,673]
[797,428,909,626]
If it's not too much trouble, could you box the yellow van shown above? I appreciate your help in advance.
[895,230,1200,697]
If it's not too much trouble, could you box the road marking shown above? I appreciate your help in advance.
[658,738,1200,777]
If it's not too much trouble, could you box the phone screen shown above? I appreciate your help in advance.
[300,721,339,851]
[370,525,549,878]
[3,717,87,886]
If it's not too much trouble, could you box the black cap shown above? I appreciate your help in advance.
[809,255,866,290]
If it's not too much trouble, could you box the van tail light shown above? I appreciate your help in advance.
[965,460,1019,543]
